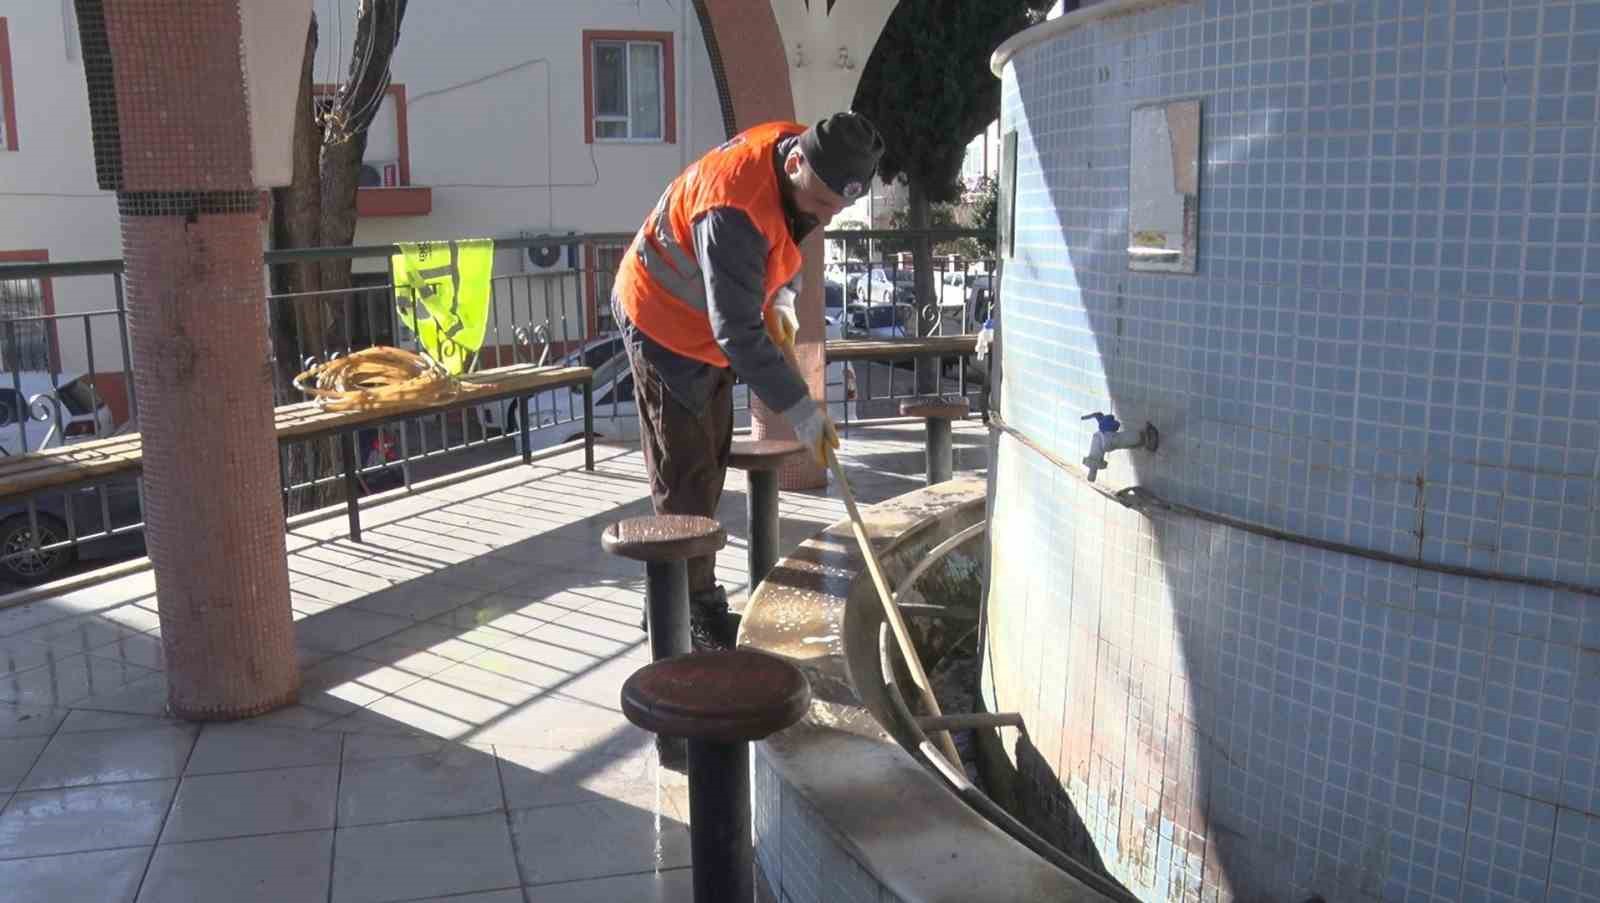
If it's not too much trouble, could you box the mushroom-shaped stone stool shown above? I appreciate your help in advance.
[727,439,805,592]
[622,650,811,903]
[603,515,728,761]
[900,396,971,485]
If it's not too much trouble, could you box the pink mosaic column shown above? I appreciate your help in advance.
[78,0,299,719]
[699,0,828,490]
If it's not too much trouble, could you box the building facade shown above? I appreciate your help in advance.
[0,0,728,413]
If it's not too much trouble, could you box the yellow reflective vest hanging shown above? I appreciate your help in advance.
[390,239,495,375]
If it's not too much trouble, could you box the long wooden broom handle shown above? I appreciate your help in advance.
[826,449,963,767]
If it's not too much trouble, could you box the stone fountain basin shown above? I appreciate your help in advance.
[738,477,1106,903]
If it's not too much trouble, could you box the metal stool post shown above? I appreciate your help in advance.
[899,397,971,486]
[622,650,811,903]
[728,439,804,591]
[643,559,691,663]
[603,515,728,764]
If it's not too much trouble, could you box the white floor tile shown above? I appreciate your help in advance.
[0,736,50,793]
[0,653,154,708]
[332,813,519,903]
[0,846,149,903]
[138,830,333,903]
[295,608,413,656]
[0,703,66,738]
[161,764,339,843]
[0,779,176,859]
[496,743,676,811]
[337,745,503,826]
[21,726,196,791]
[56,710,178,734]
[509,798,690,886]
[523,868,693,903]
[185,723,343,775]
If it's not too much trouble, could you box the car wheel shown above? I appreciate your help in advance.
[0,514,74,585]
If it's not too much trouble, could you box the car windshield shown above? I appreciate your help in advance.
[57,379,100,416]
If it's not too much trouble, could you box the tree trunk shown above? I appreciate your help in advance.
[271,16,324,400]
[316,131,366,348]
[318,0,404,306]
[908,181,940,394]
[268,3,408,516]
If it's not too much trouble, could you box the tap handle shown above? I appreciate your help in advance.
[1081,412,1121,433]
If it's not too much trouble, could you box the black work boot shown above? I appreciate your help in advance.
[688,585,741,652]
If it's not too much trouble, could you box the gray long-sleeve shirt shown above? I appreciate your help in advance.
[615,150,817,425]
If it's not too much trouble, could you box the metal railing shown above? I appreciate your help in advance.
[0,227,993,585]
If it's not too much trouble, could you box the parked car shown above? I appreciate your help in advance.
[842,301,915,340]
[0,372,116,456]
[824,280,846,316]
[853,267,916,307]
[0,474,144,584]
[938,271,995,329]
[483,323,858,454]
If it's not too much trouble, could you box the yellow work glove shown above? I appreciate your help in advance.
[775,306,800,350]
[791,403,840,466]
[771,284,800,350]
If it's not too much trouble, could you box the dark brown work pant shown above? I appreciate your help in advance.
[628,346,734,596]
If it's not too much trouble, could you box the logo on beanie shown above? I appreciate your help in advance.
[843,180,864,200]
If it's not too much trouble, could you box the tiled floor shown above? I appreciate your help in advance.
[0,423,987,903]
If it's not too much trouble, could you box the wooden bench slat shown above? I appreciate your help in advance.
[0,363,592,500]
[823,336,978,363]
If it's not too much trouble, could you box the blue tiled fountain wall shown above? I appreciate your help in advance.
[983,1,1600,901]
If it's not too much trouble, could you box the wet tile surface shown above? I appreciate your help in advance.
[523,868,694,902]
[161,764,340,843]
[0,428,977,901]
[0,779,177,859]
[184,723,344,775]
[0,846,150,903]
[509,799,691,886]
[0,735,50,793]
[21,726,196,791]
[331,813,520,903]
[138,830,334,903]
[337,746,503,826]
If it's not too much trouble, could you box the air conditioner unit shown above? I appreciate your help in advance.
[525,232,580,270]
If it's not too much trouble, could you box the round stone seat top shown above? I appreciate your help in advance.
[621,650,811,743]
[900,396,971,420]
[728,439,806,471]
[602,515,726,563]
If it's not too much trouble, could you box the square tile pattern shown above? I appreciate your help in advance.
[993,2,1600,900]
[0,429,961,902]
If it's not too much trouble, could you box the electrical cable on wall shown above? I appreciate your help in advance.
[406,56,604,228]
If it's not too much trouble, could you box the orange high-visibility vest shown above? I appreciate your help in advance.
[614,121,806,368]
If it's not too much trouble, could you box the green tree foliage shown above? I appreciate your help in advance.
[853,0,1051,348]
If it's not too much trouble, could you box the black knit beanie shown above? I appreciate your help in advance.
[798,112,885,201]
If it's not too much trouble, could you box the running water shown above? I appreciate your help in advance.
[650,741,666,871]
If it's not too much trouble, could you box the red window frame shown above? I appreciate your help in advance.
[0,18,18,150]
[0,250,61,372]
[582,30,676,145]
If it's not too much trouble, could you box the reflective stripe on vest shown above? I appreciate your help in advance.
[637,187,706,310]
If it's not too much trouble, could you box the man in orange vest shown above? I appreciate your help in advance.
[613,112,885,650]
